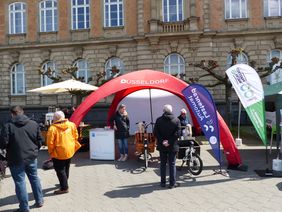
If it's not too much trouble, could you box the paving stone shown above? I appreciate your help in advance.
[1,143,282,212]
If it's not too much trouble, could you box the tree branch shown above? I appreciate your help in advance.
[191,60,225,82]
[203,81,224,87]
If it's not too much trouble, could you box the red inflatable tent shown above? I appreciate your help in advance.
[70,69,242,166]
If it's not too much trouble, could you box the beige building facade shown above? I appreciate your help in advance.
[0,0,281,123]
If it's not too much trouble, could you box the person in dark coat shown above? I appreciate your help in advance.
[153,104,181,189]
[112,104,130,161]
[0,106,44,211]
[177,108,192,138]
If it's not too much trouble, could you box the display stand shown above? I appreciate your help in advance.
[89,128,115,160]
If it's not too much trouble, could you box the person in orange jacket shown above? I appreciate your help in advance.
[46,110,81,195]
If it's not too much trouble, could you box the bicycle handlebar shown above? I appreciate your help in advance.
[135,121,154,129]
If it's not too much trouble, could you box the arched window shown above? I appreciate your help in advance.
[41,61,57,86]
[71,0,90,30]
[267,49,282,62]
[11,63,25,95]
[267,49,282,84]
[163,0,183,22]
[9,2,26,34]
[39,0,58,32]
[227,51,248,67]
[164,53,185,78]
[104,57,125,80]
[73,59,90,83]
[104,0,124,27]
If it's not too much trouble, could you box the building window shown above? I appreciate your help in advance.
[227,52,248,67]
[104,0,124,27]
[39,0,58,32]
[41,61,57,86]
[264,0,282,17]
[267,49,282,84]
[11,63,25,95]
[72,0,90,30]
[73,59,90,83]
[268,49,282,61]
[225,0,248,19]
[163,0,183,22]
[164,53,185,78]
[105,57,124,80]
[9,2,26,34]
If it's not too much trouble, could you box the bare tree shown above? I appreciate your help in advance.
[39,66,93,105]
[39,65,121,105]
[186,48,277,126]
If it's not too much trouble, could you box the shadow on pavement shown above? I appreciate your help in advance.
[42,186,59,197]
[104,182,168,198]
[276,182,282,191]
[0,183,58,209]
[104,177,234,199]
[0,193,17,209]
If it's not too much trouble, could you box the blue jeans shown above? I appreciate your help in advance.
[159,151,177,186]
[117,138,128,156]
[9,159,43,211]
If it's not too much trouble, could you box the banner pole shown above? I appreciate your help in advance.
[213,137,229,177]
[149,89,154,132]
[265,144,273,176]
[238,102,241,138]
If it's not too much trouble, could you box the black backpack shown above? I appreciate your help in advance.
[42,158,53,170]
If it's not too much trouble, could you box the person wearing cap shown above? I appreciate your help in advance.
[178,108,192,138]
[46,111,81,195]
[153,104,181,189]
[111,104,130,161]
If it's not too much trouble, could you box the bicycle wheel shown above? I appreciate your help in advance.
[144,148,149,169]
[187,154,203,175]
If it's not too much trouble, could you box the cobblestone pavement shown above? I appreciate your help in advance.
[1,141,282,212]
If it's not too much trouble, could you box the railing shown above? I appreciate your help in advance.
[160,21,188,33]
[149,18,198,33]
[149,19,194,33]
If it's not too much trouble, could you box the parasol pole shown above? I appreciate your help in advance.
[149,89,154,131]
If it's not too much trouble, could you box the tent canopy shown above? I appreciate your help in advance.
[264,81,282,96]
[264,81,282,142]
[116,89,193,135]
[70,69,242,166]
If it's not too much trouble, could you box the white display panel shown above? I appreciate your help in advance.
[89,129,115,160]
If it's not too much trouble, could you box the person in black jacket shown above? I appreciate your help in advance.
[0,106,44,212]
[112,104,130,161]
[177,108,192,138]
[153,104,181,189]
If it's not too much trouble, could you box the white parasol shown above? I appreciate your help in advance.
[28,79,98,94]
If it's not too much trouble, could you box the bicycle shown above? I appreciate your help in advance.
[177,138,203,175]
[135,121,155,169]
